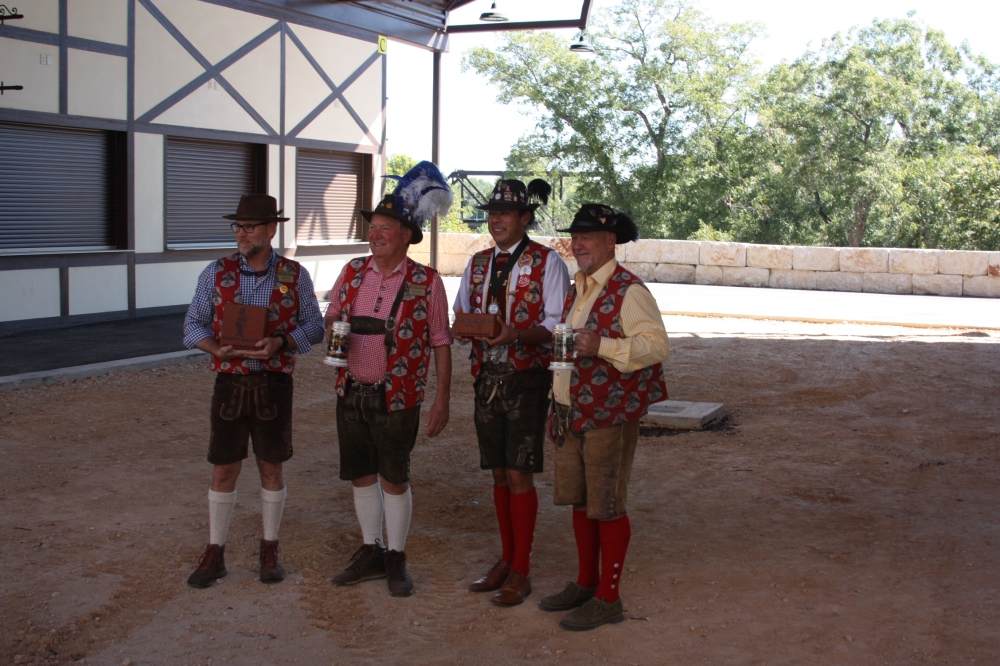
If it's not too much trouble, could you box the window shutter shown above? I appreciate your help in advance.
[296,149,364,245]
[0,122,116,251]
[165,137,258,248]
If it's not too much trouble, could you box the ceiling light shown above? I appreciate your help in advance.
[479,2,508,22]
[569,31,594,53]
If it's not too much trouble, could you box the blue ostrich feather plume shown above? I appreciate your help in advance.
[383,160,454,224]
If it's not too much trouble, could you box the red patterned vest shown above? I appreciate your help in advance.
[562,265,668,432]
[467,239,555,376]
[211,253,300,375]
[334,256,437,412]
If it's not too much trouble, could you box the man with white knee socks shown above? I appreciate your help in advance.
[325,162,454,597]
[182,194,324,588]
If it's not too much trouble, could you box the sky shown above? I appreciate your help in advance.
[385,0,1000,175]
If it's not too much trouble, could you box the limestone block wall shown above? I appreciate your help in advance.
[434,234,1000,298]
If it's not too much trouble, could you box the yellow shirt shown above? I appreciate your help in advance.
[554,259,670,406]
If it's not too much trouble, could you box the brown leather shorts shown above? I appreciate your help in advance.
[553,404,639,520]
[208,372,293,465]
[473,368,550,473]
[336,383,421,485]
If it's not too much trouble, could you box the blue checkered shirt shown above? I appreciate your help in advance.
[183,250,325,371]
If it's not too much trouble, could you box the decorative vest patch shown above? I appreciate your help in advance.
[334,256,437,412]
[561,266,667,432]
[211,254,300,375]
[468,240,554,376]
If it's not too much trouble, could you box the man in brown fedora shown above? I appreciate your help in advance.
[453,178,570,606]
[182,193,325,588]
[326,161,454,598]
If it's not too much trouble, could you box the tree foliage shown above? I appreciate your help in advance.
[465,2,1000,249]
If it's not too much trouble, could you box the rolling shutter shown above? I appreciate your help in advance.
[296,149,364,244]
[0,122,116,251]
[165,137,259,248]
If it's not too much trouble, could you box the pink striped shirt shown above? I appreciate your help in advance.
[324,258,453,384]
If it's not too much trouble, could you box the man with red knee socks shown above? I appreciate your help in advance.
[540,204,670,630]
[454,178,569,606]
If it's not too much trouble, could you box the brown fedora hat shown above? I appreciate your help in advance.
[222,194,290,222]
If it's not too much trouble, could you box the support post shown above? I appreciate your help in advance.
[430,50,441,269]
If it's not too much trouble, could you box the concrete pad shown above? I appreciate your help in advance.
[0,349,207,391]
[642,400,727,430]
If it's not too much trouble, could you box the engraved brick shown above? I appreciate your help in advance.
[936,250,988,276]
[722,267,769,288]
[768,269,816,290]
[746,244,793,269]
[622,262,656,282]
[695,265,723,285]
[963,275,1000,297]
[989,253,1000,277]
[863,272,911,294]
[699,242,746,267]
[652,264,696,284]
[912,274,963,297]
[792,246,840,271]
[660,240,701,265]
[889,249,938,275]
[815,272,863,292]
[841,248,889,273]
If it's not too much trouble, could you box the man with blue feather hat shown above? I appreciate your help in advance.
[325,161,455,597]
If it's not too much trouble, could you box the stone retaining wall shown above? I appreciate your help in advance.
[417,234,1000,298]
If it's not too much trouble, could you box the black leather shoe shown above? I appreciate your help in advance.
[332,542,387,586]
[385,550,414,597]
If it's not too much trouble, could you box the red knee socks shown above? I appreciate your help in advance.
[596,515,631,603]
[493,484,514,564]
[573,508,601,589]
[509,488,538,575]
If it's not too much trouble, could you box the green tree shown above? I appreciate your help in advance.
[464,0,760,239]
[729,17,1000,248]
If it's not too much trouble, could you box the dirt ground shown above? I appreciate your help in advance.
[1,315,998,666]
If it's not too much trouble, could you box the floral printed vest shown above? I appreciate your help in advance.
[468,239,554,376]
[334,256,436,412]
[561,265,668,432]
[211,253,300,375]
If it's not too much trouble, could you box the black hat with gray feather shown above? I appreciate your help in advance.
[477,178,552,212]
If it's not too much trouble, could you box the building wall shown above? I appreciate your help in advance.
[0,0,387,332]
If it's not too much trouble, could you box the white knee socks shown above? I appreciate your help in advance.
[208,489,237,546]
[260,486,287,542]
[353,482,385,546]
[383,487,412,553]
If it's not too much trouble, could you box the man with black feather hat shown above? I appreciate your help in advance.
[453,178,571,606]
[540,204,670,631]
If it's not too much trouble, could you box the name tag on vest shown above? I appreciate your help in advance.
[408,283,427,297]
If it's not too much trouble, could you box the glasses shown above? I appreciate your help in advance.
[230,222,268,233]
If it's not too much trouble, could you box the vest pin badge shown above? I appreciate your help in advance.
[279,285,289,294]
[517,274,531,288]
[518,253,532,268]
[473,254,490,267]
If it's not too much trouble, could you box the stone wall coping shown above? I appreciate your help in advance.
[432,233,998,298]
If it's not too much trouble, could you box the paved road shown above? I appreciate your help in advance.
[441,277,999,330]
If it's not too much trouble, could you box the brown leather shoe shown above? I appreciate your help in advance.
[491,571,531,606]
[187,544,226,588]
[259,539,285,584]
[469,559,511,593]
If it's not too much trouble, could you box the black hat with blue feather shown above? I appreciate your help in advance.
[362,160,454,245]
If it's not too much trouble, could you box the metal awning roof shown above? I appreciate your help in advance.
[254,0,591,51]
